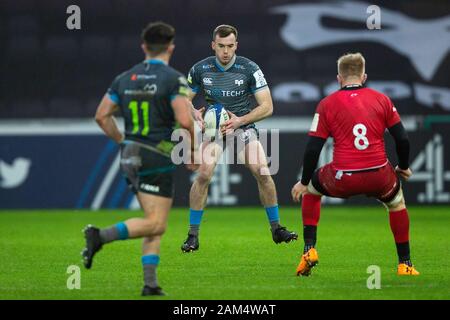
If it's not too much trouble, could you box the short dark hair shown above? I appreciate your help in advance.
[212,24,238,40]
[141,21,175,55]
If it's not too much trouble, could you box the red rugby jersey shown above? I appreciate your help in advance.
[309,85,401,171]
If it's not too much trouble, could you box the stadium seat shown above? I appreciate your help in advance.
[0,100,7,118]
[77,0,114,17]
[9,99,48,118]
[80,35,114,66]
[7,15,39,36]
[193,34,213,53]
[38,0,78,16]
[84,98,101,117]
[48,98,85,118]
[44,36,79,62]
[267,52,301,74]
[0,0,37,15]
[235,32,263,61]
[5,36,40,62]
[113,0,148,18]
[115,35,142,70]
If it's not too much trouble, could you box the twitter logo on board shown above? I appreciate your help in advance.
[0,158,31,189]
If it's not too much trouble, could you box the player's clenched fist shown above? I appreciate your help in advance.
[291,181,308,202]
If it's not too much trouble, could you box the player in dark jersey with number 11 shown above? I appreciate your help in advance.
[81,22,198,296]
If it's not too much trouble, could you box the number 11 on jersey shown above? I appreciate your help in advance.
[129,100,150,136]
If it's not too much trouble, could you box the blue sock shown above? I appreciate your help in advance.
[189,209,204,235]
[115,222,129,240]
[265,205,280,229]
[142,254,160,287]
[142,254,160,265]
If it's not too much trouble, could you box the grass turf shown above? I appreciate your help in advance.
[0,206,449,300]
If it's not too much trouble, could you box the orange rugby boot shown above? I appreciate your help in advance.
[397,263,420,275]
[296,248,319,276]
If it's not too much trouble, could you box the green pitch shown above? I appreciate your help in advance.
[0,206,449,300]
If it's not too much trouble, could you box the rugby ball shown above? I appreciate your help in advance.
[203,104,229,139]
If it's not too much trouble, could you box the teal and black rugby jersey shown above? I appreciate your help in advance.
[187,55,268,121]
[107,59,189,149]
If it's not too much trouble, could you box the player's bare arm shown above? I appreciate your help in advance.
[222,87,273,134]
[95,94,124,144]
[172,95,199,171]
[187,89,205,130]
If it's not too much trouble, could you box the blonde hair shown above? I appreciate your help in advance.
[337,53,365,79]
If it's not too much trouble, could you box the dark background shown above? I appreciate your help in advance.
[0,0,449,118]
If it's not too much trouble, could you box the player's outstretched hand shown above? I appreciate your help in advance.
[221,111,243,136]
[193,107,205,130]
[291,181,308,202]
[395,166,412,180]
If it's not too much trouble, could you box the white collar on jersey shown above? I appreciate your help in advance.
[215,55,236,71]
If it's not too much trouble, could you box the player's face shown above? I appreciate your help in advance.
[212,34,238,65]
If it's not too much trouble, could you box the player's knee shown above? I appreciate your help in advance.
[143,216,167,236]
[151,220,167,236]
[385,189,406,211]
[153,222,167,236]
[196,166,215,185]
[388,199,406,211]
[250,165,272,182]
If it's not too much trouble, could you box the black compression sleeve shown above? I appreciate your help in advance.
[301,136,327,185]
[388,122,410,170]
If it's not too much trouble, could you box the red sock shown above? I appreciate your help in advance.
[302,194,321,226]
[389,208,410,243]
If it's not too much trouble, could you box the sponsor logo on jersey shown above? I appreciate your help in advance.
[310,113,320,132]
[234,64,245,70]
[235,79,244,86]
[131,74,157,81]
[205,89,246,97]
[202,64,214,69]
[203,78,213,85]
[253,70,267,88]
[124,84,157,96]
[239,130,253,142]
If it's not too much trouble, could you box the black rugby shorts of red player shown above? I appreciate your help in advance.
[311,162,400,203]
